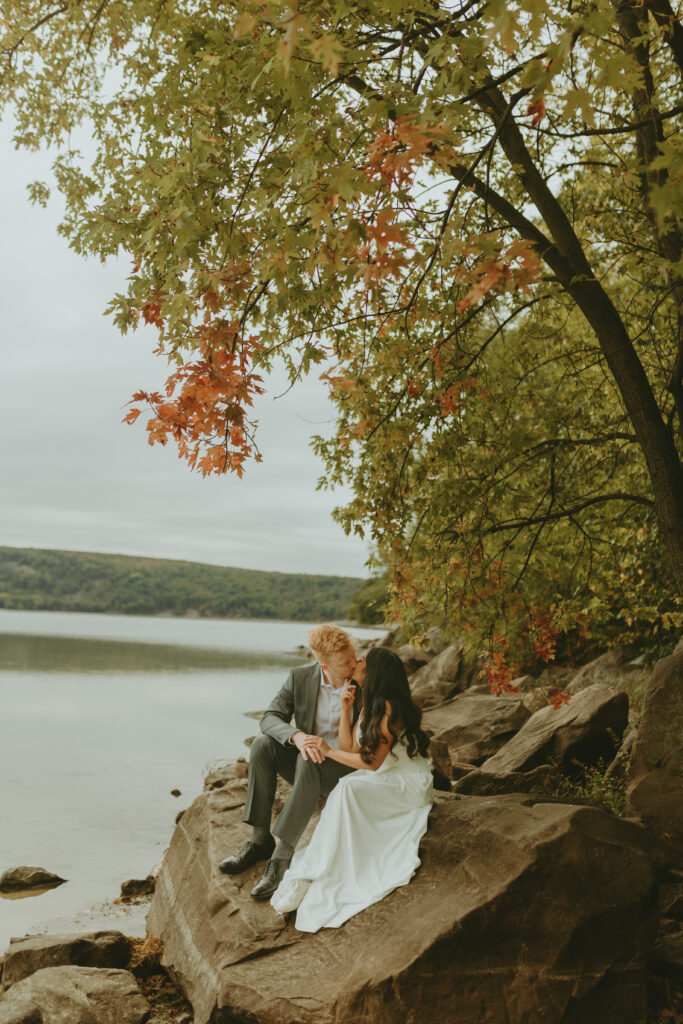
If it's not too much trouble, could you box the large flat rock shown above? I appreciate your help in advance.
[478,682,628,777]
[147,767,666,1024]
[627,647,683,862]
[0,966,149,1024]
[1,933,130,991]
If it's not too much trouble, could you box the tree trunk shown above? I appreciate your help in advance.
[474,85,683,595]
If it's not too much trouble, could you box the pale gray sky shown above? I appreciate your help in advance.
[0,121,370,578]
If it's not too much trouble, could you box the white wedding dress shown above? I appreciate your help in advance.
[270,720,434,933]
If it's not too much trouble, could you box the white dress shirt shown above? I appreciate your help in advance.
[314,665,344,749]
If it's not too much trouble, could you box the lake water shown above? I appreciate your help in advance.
[0,609,382,948]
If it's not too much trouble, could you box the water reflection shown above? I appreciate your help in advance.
[0,883,67,901]
[0,633,300,673]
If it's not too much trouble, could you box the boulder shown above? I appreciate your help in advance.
[1,933,130,992]
[427,738,475,784]
[204,761,249,792]
[453,763,561,796]
[626,646,683,862]
[147,766,667,1024]
[353,630,393,657]
[522,667,577,713]
[466,682,495,694]
[120,879,155,900]
[204,766,232,791]
[409,641,479,706]
[0,966,150,1024]
[509,674,535,691]
[425,740,452,789]
[425,627,446,655]
[477,683,628,778]
[422,692,530,773]
[536,664,577,688]
[394,644,431,677]
[0,869,65,894]
[565,645,645,696]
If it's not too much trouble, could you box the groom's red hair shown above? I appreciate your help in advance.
[308,624,353,658]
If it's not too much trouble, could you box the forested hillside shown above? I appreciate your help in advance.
[0,547,364,622]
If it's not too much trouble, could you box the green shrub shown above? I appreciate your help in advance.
[544,753,631,816]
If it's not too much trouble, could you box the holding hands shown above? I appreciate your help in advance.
[304,735,330,758]
[292,731,326,763]
[292,732,331,761]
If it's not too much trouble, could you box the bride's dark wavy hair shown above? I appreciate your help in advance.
[358,647,430,765]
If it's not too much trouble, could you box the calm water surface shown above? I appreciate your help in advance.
[0,610,382,947]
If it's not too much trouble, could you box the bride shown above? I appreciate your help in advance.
[270,646,434,932]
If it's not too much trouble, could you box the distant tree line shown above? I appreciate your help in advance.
[0,547,368,623]
[347,573,390,626]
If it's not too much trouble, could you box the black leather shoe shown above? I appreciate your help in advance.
[250,856,291,901]
[218,836,275,875]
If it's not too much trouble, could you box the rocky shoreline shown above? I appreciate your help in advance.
[1,632,681,1022]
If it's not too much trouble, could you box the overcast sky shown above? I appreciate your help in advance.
[0,120,370,578]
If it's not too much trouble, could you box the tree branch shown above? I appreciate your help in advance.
[479,491,656,536]
[521,432,639,456]
[534,101,683,138]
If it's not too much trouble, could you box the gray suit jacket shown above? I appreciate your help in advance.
[259,662,361,746]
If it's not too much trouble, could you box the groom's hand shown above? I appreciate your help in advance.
[292,731,324,763]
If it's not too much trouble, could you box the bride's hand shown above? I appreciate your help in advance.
[340,679,357,711]
[305,735,330,758]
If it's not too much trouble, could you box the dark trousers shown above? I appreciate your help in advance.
[243,734,354,847]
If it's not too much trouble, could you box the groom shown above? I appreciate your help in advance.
[218,624,361,900]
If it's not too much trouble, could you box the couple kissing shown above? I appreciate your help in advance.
[219,623,433,933]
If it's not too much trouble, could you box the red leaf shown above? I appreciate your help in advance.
[527,97,546,127]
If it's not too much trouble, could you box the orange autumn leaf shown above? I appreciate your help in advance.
[364,115,457,191]
[527,97,546,127]
[124,328,265,477]
[457,240,541,312]
[141,289,167,328]
[440,378,480,416]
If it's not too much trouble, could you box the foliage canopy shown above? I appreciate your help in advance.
[2,0,682,682]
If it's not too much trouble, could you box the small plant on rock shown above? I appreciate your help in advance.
[548,754,631,817]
